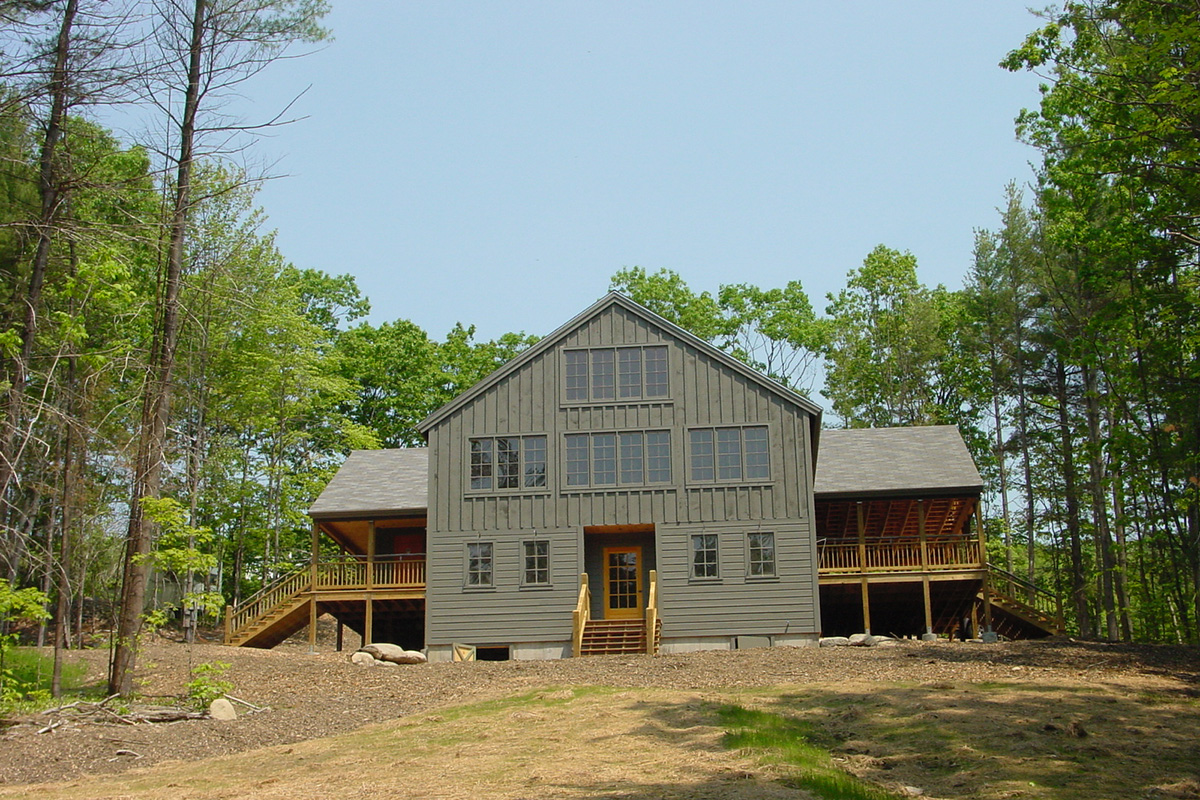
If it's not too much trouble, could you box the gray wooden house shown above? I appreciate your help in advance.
[224,293,1062,657]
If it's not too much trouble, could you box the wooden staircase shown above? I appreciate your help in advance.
[579,618,662,655]
[225,566,313,648]
[983,566,1065,638]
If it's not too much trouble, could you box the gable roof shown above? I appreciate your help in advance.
[308,448,428,519]
[813,425,983,500]
[417,291,823,436]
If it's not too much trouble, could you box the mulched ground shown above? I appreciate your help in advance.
[2,634,1198,787]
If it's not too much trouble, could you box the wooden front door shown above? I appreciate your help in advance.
[603,546,643,619]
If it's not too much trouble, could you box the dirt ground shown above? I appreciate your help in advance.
[1,632,1198,799]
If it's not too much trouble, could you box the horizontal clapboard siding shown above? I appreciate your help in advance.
[425,528,578,645]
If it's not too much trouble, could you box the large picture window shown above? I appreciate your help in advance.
[564,346,669,403]
[466,542,494,587]
[565,430,672,488]
[689,426,770,482]
[469,435,548,490]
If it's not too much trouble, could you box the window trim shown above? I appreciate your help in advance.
[689,533,720,581]
[464,541,495,589]
[687,424,772,484]
[562,345,671,405]
[466,434,550,494]
[520,539,551,588]
[746,531,778,580]
[561,429,673,490]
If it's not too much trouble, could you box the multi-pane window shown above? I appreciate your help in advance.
[469,436,547,490]
[689,426,770,482]
[565,430,672,487]
[748,532,776,577]
[522,540,549,585]
[564,346,669,402]
[691,534,719,579]
[466,542,494,587]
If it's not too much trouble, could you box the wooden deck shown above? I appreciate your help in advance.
[225,557,426,648]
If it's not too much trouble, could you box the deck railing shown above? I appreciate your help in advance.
[819,538,982,574]
[987,565,1064,629]
[572,573,591,657]
[225,566,310,642]
[225,556,427,643]
[644,569,659,655]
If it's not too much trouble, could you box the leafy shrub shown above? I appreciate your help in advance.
[186,661,233,708]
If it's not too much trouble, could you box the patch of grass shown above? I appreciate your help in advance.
[719,704,903,800]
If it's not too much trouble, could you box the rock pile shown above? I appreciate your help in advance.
[350,642,428,666]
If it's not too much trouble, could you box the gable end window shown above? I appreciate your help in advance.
[564,345,669,403]
[689,426,770,483]
[466,542,494,588]
[470,435,548,491]
[565,430,671,488]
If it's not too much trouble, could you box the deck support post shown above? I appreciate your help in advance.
[922,575,934,639]
[364,520,376,646]
[336,618,344,651]
[856,502,870,634]
[308,596,317,653]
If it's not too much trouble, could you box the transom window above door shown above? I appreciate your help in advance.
[564,345,669,403]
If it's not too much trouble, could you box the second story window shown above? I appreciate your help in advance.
[565,430,672,488]
[689,426,770,482]
[470,435,548,490]
[564,345,669,403]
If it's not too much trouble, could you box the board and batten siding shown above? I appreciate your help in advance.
[424,299,821,649]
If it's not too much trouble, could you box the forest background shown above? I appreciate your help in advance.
[0,0,1197,697]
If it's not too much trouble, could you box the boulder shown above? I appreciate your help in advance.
[819,636,851,647]
[350,651,376,666]
[209,698,237,721]
[848,633,877,647]
[361,643,428,664]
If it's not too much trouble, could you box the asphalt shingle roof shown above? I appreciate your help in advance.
[814,425,983,499]
[308,448,428,518]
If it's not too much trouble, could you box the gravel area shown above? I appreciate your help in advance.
[2,635,1197,787]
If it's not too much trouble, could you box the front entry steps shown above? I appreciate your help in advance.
[579,618,661,655]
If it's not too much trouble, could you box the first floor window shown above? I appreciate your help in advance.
[748,532,776,577]
[523,540,549,585]
[466,542,494,587]
[691,534,719,579]
[469,435,547,491]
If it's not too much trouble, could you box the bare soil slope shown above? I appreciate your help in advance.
[1,638,1198,799]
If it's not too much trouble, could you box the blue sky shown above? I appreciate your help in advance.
[233,2,1048,342]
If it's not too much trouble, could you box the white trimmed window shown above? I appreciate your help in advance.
[564,346,669,403]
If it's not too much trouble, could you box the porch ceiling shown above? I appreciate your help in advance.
[816,496,977,542]
[319,516,427,555]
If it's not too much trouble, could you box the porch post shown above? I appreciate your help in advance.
[918,499,929,571]
[309,522,319,653]
[922,575,934,639]
[365,520,376,645]
[857,502,870,633]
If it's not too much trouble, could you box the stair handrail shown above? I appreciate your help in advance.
[644,569,659,655]
[987,564,1065,631]
[572,573,590,657]
[225,565,312,642]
